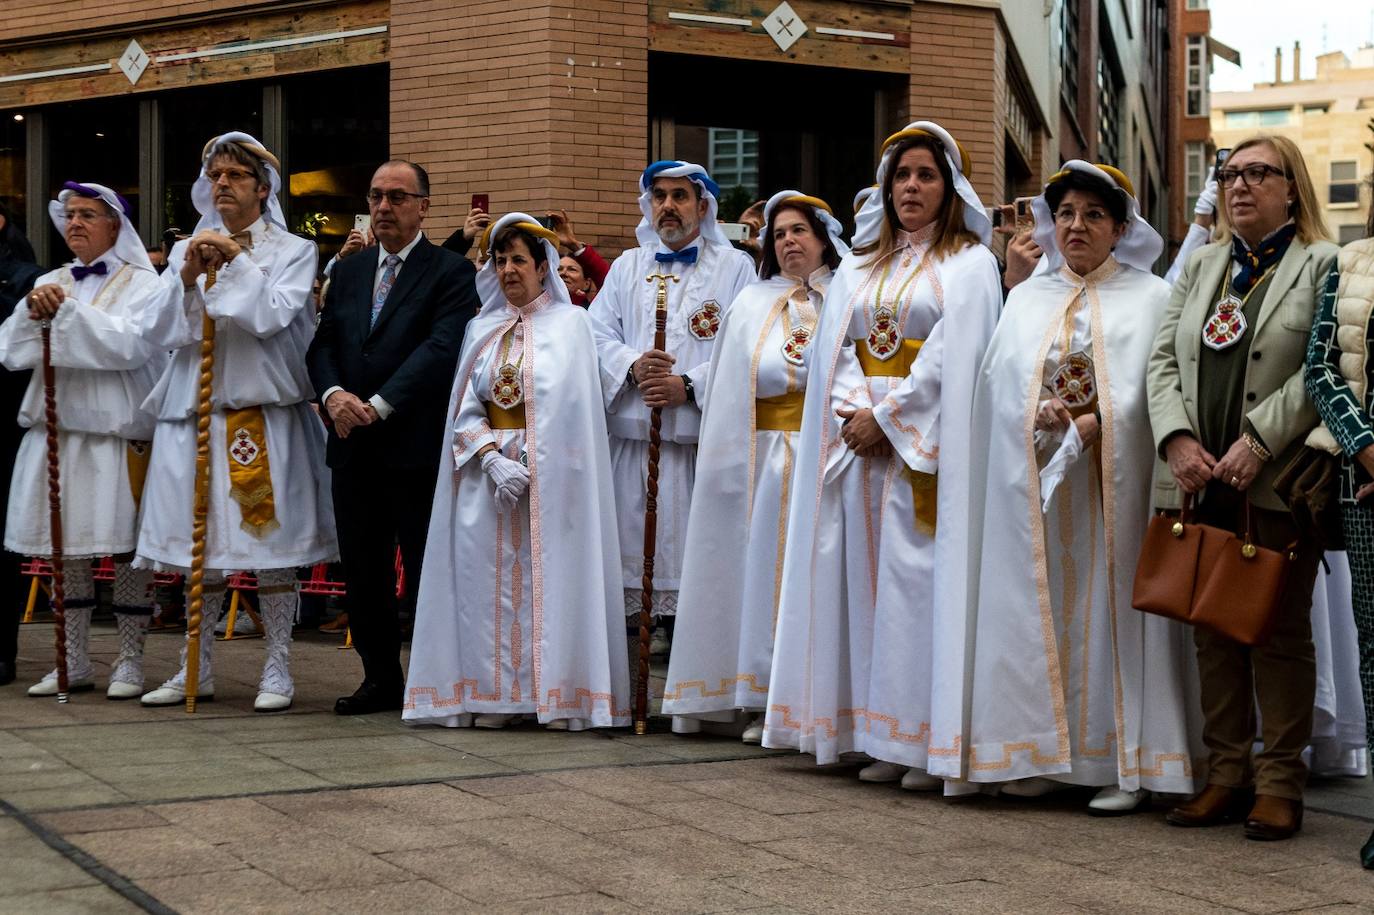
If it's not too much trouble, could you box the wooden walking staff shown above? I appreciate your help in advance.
[635,271,680,734]
[40,320,70,703]
[185,262,217,714]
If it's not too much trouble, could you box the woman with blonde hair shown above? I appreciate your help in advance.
[1149,134,1336,841]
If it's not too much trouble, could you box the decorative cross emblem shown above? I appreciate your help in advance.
[763,2,808,52]
[230,428,260,466]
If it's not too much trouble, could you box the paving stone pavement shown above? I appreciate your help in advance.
[3,617,1374,913]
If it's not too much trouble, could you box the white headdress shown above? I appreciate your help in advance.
[635,160,730,248]
[192,131,287,232]
[475,212,573,312]
[48,181,154,273]
[850,120,992,249]
[1030,160,1163,273]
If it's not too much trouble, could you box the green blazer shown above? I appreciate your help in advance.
[1147,236,1339,511]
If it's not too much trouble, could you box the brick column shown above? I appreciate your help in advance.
[388,0,648,257]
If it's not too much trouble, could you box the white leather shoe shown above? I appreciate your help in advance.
[546,718,569,731]
[1088,786,1150,816]
[1000,777,1067,798]
[858,761,907,783]
[106,680,143,701]
[27,673,94,697]
[254,691,292,713]
[474,713,515,729]
[741,714,765,744]
[900,769,942,791]
[141,684,213,706]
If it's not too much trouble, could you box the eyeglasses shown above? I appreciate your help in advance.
[1216,164,1288,188]
[1053,206,1113,227]
[367,189,427,206]
[206,167,257,183]
[63,207,113,224]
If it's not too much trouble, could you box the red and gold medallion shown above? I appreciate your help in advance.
[1050,351,1097,411]
[491,363,523,408]
[781,326,812,366]
[1202,295,1246,351]
[687,300,721,340]
[865,305,903,361]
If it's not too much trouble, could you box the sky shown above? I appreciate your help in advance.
[1207,0,1374,92]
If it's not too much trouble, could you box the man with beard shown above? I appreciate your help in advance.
[588,162,754,649]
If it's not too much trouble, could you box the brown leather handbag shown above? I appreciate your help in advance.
[1272,445,1344,550]
[1132,495,1296,646]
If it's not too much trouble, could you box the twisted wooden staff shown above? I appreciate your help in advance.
[636,273,679,733]
[40,320,69,703]
[185,262,216,714]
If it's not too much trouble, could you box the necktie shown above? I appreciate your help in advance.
[372,254,401,329]
[654,246,698,266]
[71,261,108,281]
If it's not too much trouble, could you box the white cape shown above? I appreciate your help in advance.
[966,259,1200,793]
[404,295,630,727]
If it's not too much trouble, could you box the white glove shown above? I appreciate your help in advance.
[1194,168,1218,217]
[481,449,530,512]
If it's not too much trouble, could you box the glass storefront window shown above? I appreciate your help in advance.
[161,84,263,239]
[0,114,27,241]
[46,97,140,258]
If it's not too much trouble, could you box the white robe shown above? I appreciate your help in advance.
[404,293,630,727]
[1308,553,1368,776]
[0,254,163,557]
[966,258,1199,794]
[862,243,1002,775]
[662,269,830,721]
[134,217,336,573]
[588,238,755,611]
[764,228,997,764]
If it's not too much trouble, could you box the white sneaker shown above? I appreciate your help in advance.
[900,769,942,791]
[474,713,515,729]
[546,718,569,731]
[858,761,907,783]
[1000,777,1068,798]
[105,680,143,701]
[741,714,765,744]
[254,691,292,713]
[107,612,150,700]
[141,683,213,706]
[1088,786,1150,816]
[28,672,95,697]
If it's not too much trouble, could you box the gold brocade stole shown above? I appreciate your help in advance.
[126,441,151,507]
[485,401,526,429]
[225,407,278,537]
[855,338,923,377]
[755,392,805,432]
[905,467,937,538]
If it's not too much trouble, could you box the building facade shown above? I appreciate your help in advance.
[1212,46,1374,247]
[0,1,1171,265]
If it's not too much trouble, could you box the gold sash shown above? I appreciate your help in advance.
[126,441,150,507]
[756,392,805,432]
[225,407,278,537]
[485,401,526,429]
[856,338,924,377]
[905,466,937,537]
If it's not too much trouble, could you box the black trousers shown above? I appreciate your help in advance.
[331,461,437,691]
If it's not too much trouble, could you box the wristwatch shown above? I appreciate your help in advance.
[680,374,696,405]
[626,366,638,390]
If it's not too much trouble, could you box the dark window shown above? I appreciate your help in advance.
[47,96,141,257]
[1097,48,1122,164]
[1061,0,1081,111]
[161,84,263,238]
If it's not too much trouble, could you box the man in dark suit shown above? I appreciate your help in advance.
[307,160,478,715]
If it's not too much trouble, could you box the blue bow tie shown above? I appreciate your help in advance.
[654,246,698,266]
[71,261,107,281]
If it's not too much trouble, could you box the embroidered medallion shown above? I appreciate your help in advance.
[782,326,812,366]
[687,301,722,340]
[1202,295,1247,351]
[865,305,904,361]
[492,363,524,408]
[1050,351,1097,410]
[230,427,261,466]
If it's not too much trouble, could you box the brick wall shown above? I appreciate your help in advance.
[905,2,1000,206]
[389,0,649,257]
[0,0,281,43]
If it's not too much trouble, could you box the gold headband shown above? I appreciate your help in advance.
[1047,163,1137,199]
[479,220,561,258]
[881,128,972,178]
[775,194,834,216]
[200,136,282,174]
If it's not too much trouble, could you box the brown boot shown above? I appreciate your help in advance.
[1244,794,1303,841]
[1166,784,1255,827]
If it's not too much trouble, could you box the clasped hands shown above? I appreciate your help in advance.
[26,283,66,320]
[479,447,529,511]
[1164,434,1263,494]
[179,230,245,288]
[835,406,892,459]
[324,390,379,439]
[631,350,688,408]
[1033,398,1101,448]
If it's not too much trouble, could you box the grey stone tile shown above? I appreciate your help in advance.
[2,784,134,814]
[643,797,830,844]
[138,867,329,915]
[36,806,170,836]
[717,864,918,914]
[493,787,670,834]
[481,891,641,914]
[448,774,567,797]
[666,775,840,816]
[152,797,299,843]
[597,872,771,914]
[0,884,144,914]
[344,782,509,822]
[382,843,583,904]
[487,743,681,772]
[1087,853,1334,913]
[600,824,796,877]
[224,829,411,891]
[303,878,471,914]
[0,824,99,894]
[543,768,715,807]
[67,825,245,880]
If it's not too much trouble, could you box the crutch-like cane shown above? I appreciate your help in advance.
[185,262,217,713]
[40,320,69,703]
[635,272,679,734]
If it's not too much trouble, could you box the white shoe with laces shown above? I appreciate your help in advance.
[1088,786,1150,815]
